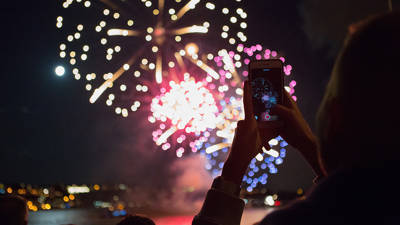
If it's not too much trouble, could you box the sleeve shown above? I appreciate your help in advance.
[192,189,245,225]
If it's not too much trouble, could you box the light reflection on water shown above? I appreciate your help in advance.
[29,209,120,225]
[29,208,270,225]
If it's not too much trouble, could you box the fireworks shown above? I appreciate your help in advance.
[148,43,296,191]
[197,44,297,191]
[56,1,299,192]
[150,77,218,157]
[147,42,235,157]
[56,0,248,117]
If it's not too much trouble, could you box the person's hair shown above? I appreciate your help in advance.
[116,215,156,225]
[316,11,400,173]
[0,195,28,225]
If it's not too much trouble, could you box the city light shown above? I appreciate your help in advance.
[67,185,90,194]
[264,195,275,206]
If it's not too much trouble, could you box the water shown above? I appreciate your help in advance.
[29,209,120,225]
[29,208,271,225]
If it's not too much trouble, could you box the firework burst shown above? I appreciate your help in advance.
[197,44,297,191]
[150,76,218,157]
[56,0,248,117]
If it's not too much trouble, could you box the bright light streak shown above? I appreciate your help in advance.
[90,48,144,103]
[205,143,230,154]
[176,0,200,20]
[107,29,141,36]
[156,127,177,146]
[174,52,186,71]
[158,0,165,15]
[156,53,162,83]
[262,147,279,157]
[172,25,208,35]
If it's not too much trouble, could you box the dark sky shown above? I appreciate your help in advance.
[0,0,393,191]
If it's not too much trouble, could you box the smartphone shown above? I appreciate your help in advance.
[248,59,283,122]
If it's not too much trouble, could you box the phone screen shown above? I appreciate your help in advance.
[250,68,282,122]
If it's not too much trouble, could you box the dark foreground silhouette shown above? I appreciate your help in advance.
[116,214,156,225]
[193,11,400,225]
[0,195,28,225]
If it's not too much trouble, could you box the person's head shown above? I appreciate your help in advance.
[316,11,400,174]
[116,215,155,225]
[0,195,28,225]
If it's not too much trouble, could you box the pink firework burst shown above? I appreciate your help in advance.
[149,77,218,157]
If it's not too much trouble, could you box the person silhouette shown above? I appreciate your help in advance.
[193,11,400,225]
[116,214,156,225]
[0,195,28,225]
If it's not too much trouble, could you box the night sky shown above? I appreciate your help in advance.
[1,0,394,191]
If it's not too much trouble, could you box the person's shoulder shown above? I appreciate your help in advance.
[259,168,400,225]
[261,196,353,225]
[260,197,317,225]
[259,176,348,225]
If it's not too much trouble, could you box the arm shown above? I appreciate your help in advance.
[270,91,325,178]
[193,81,277,225]
[218,83,324,185]
[193,188,245,225]
[193,81,323,225]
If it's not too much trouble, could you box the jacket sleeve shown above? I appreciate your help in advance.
[192,189,245,225]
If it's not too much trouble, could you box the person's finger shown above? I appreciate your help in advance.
[271,104,292,120]
[281,89,295,108]
[235,120,246,133]
[258,124,280,150]
[243,80,254,120]
[258,120,282,130]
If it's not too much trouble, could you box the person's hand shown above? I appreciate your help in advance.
[221,81,280,185]
[270,91,323,176]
